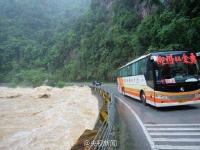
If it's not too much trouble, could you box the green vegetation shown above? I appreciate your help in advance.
[0,0,199,85]
[0,0,90,85]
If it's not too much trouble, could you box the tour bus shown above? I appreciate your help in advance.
[117,51,200,107]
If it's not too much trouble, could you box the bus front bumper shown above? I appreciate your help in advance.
[152,90,200,107]
[154,99,200,107]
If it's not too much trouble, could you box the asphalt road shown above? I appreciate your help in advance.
[101,84,200,150]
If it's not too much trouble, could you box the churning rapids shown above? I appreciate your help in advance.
[0,86,99,150]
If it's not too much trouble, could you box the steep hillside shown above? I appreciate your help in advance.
[0,0,199,84]
[59,0,200,81]
[0,0,90,85]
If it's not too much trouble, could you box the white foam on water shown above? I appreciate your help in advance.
[0,86,99,150]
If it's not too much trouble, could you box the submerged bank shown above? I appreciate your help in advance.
[0,86,99,150]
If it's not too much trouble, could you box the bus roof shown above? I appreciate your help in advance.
[119,53,150,70]
[151,50,188,56]
[118,50,189,70]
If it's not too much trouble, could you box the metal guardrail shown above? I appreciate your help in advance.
[71,86,117,150]
[88,86,115,150]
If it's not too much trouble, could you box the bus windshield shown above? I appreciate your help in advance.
[153,53,200,85]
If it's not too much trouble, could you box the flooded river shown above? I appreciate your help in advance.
[0,86,99,150]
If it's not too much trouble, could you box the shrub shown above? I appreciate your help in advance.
[56,81,65,88]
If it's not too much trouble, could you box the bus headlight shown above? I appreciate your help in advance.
[195,93,200,97]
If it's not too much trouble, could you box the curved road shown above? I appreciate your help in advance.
[102,84,200,150]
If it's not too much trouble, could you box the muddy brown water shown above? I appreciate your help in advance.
[0,86,99,150]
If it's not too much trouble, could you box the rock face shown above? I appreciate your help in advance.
[0,86,99,150]
[93,0,114,9]
[97,0,173,18]
[135,0,157,18]
[95,0,158,18]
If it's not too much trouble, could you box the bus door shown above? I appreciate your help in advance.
[146,57,156,106]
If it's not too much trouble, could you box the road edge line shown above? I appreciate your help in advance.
[115,95,155,150]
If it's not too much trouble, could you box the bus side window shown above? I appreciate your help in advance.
[142,58,147,75]
[129,65,132,76]
[132,63,136,76]
[138,60,142,74]
[127,65,132,76]
[125,68,127,76]
[126,67,129,76]
[135,62,139,75]
[123,68,126,76]
[138,59,147,75]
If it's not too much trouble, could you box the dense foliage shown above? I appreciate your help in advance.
[0,0,200,86]
[61,0,200,81]
[0,0,90,86]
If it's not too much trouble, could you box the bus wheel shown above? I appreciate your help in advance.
[140,91,147,105]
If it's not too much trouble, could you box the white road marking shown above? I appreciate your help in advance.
[147,128,200,131]
[114,94,200,150]
[154,145,200,150]
[145,124,200,126]
[145,123,200,149]
[115,96,155,150]
[150,132,200,136]
[152,138,200,142]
